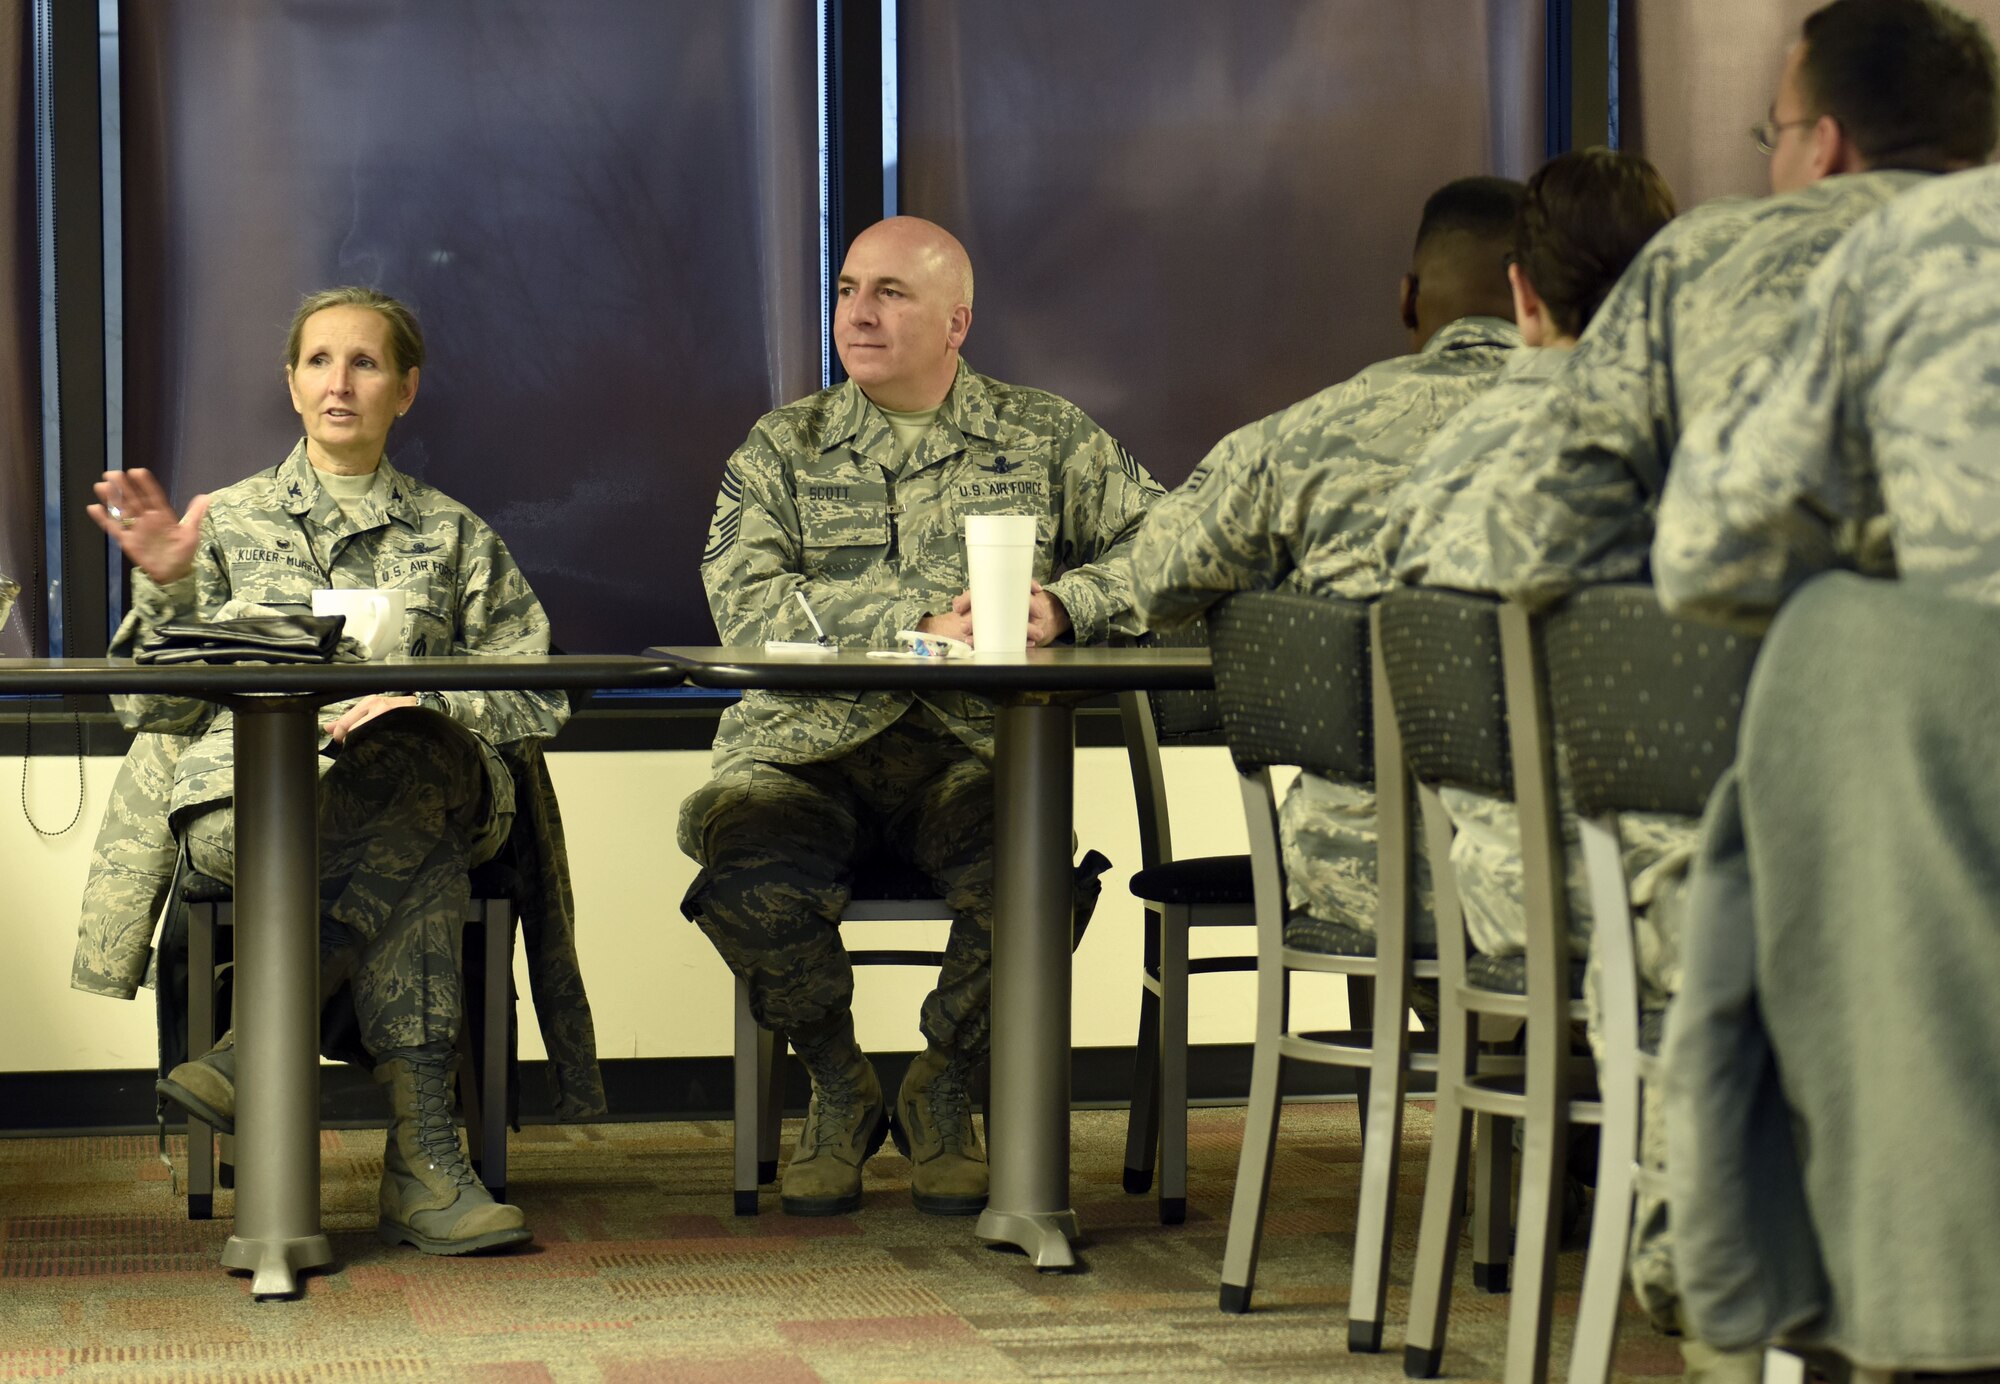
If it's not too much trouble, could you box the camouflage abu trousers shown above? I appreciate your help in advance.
[180,709,501,1057]
[1438,784,1697,1332]
[678,704,994,1056]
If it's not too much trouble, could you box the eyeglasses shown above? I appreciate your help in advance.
[1751,116,1816,155]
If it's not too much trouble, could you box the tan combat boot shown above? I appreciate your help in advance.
[374,1047,532,1255]
[780,1013,888,1216]
[156,939,359,1137]
[892,1045,988,1215]
[157,1029,238,1135]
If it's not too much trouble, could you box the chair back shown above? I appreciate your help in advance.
[1120,618,1222,870]
[1205,590,1373,784]
[1143,616,1224,741]
[1543,585,1760,818]
[1377,588,1511,795]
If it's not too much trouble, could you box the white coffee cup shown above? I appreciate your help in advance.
[964,514,1037,653]
[312,587,408,660]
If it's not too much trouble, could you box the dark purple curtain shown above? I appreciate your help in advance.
[120,0,821,652]
[897,0,1545,487]
[0,0,38,657]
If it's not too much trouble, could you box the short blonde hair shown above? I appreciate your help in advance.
[283,286,425,374]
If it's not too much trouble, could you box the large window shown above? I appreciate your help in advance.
[10,1,1569,656]
[898,0,1545,485]
[118,0,822,653]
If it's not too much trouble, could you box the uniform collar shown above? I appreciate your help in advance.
[1422,315,1523,355]
[276,438,419,529]
[825,360,999,471]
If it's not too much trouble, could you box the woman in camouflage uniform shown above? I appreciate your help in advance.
[86,287,566,1255]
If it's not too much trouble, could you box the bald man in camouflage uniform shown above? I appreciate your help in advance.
[683,217,1160,1217]
[1130,177,1523,963]
[1383,3,1998,1363]
[91,288,566,1256]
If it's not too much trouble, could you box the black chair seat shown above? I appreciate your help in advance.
[180,870,232,905]
[468,857,523,900]
[1465,950,1587,999]
[1128,854,1254,907]
[1285,909,1438,961]
[850,856,939,902]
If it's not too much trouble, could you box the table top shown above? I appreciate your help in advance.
[647,644,1213,694]
[0,654,682,696]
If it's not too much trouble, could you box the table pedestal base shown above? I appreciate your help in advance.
[222,1231,334,1300]
[976,1207,1080,1271]
[223,697,328,1299]
[981,698,1082,1272]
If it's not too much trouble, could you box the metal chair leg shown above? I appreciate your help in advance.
[1122,907,1165,1195]
[479,899,513,1201]
[1473,1112,1514,1292]
[732,976,766,1215]
[1403,1002,1475,1377]
[1217,958,1285,1313]
[1502,1049,1570,1383]
[1347,962,1410,1353]
[1157,902,1191,1224]
[1347,974,1375,1143]
[186,901,217,1221]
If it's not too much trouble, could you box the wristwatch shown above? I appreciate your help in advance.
[416,691,449,717]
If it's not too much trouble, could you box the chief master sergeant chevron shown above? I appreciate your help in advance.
[680,216,1162,1218]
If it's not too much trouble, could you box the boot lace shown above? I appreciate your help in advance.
[410,1062,479,1189]
[805,1069,865,1154]
[927,1062,972,1153]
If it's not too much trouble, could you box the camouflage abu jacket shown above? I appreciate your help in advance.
[1127,315,1519,935]
[1129,315,1521,625]
[1385,171,1928,604]
[73,442,605,1118]
[1375,344,1566,585]
[698,361,1163,767]
[104,442,566,833]
[1659,163,2000,630]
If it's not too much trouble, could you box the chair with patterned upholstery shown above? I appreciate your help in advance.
[1536,584,1758,1384]
[1203,588,1436,1353]
[1384,587,1600,1384]
[1117,616,1257,1227]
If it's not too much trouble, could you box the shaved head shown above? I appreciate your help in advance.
[849,216,976,307]
[835,217,977,411]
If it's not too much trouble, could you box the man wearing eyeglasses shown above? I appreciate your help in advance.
[1379,0,1996,1374]
[1388,0,1995,612]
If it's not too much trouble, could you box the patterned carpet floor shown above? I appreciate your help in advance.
[0,1102,1681,1382]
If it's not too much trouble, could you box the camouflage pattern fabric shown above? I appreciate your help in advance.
[1374,345,1566,579]
[697,361,1162,767]
[1128,314,1520,935]
[680,705,996,1054]
[1659,163,2000,629]
[1650,163,2000,1331]
[499,739,607,1120]
[75,441,605,1115]
[1365,177,1925,1331]
[1383,172,1928,606]
[107,440,566,840]
[71,731,185,999]
[181,709,487,1055]
[1441,785,1692,995]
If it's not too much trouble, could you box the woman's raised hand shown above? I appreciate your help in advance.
[88,468,211,587]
